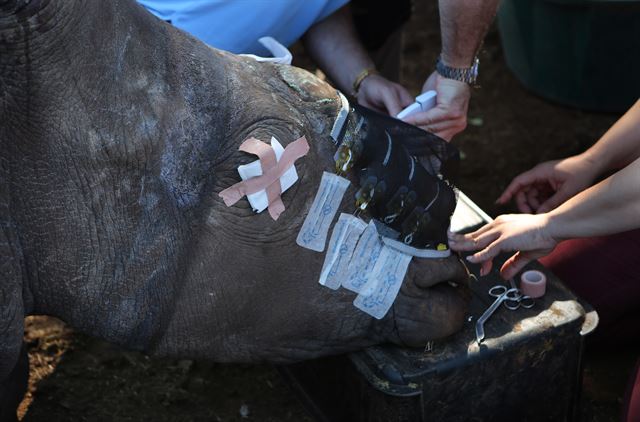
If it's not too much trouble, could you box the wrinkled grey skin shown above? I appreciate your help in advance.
[0,0,469,418]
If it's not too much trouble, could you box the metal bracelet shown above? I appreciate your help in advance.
[435,56,479,85]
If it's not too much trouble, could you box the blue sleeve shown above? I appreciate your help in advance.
[316,0,350,23]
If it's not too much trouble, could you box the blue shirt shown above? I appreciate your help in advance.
[138,0,349,56]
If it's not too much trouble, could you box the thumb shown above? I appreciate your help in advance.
[537,188,569,213]
[500,251,537,280]
[403,106,450,127]
[381,89,405,117]
[397,86,415,108]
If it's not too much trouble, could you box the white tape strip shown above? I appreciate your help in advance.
[296,172,350,252]
[372,219,451,258]
[381,236,450,258]
[342,221,383,293]
[239,36,293,65]
[330,91,350,143]
[353,245,413,319]
[318,214,367,289]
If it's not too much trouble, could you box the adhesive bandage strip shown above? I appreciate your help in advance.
[342,221,383,293]
[296,172,351,252]
[219,136,309,220]
[237,137,299,219]
[318,214,367,290]
[372,219,451,258]
[353,245,413,319]
[381,236,450,258]
[330,91,350,143]
[238,137,283,220]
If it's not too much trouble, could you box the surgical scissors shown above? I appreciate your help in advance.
[489,284,535,311]
[475,284,535,344]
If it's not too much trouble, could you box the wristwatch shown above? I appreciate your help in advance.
[435,56,479,85]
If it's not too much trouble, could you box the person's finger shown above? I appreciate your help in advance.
[396,85,414,108]
[357,96,385,114]
[526,187,540,211]
[403,106,452,127]
[382,91,402,117]
[469,222,496,238]
[537,188,568,214]
[437,125,468,142]
[465,238,502,263]
[480,259,492,277]
[515,191,532,213]
[417,120,460,135]
[497,170,544,204]
[449,228,499,252]
[447,231,464,243]
[402,111,431,127]
[500,251,537,280]
[438,130,456,142]
[421,72,437,92]
[379,87,405,117]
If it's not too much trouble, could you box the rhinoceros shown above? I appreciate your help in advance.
[0,0,470,419]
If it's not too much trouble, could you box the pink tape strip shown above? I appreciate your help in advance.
[219,136,310,220]
[239,138,284,220]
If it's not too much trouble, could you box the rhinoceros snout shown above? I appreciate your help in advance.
[381,256,471,347]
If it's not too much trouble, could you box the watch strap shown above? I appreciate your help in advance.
[435,56,479,85]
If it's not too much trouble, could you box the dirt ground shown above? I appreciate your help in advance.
[18,2,638,421]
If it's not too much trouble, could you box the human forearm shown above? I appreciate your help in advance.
[438,0,499,66]
[303,5,413,116]
[402,1,499,140]
[547,156,640,240]
[302,5,374,94]
[451,149,640,279]
[581,100,640,173]
[451,158,640,278]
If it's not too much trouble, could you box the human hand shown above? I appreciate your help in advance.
[497,154,600,214]
[402,71,470,141]
[357,74,414,117]
[448,214,558,279]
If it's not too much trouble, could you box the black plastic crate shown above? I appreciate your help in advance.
[279,192,597,422]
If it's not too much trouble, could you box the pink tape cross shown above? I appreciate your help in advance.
[219,136,310,220]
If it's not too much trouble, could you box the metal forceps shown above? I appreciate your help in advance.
[475,284,535,344]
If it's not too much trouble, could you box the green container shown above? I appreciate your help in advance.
[498,0,640,112]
